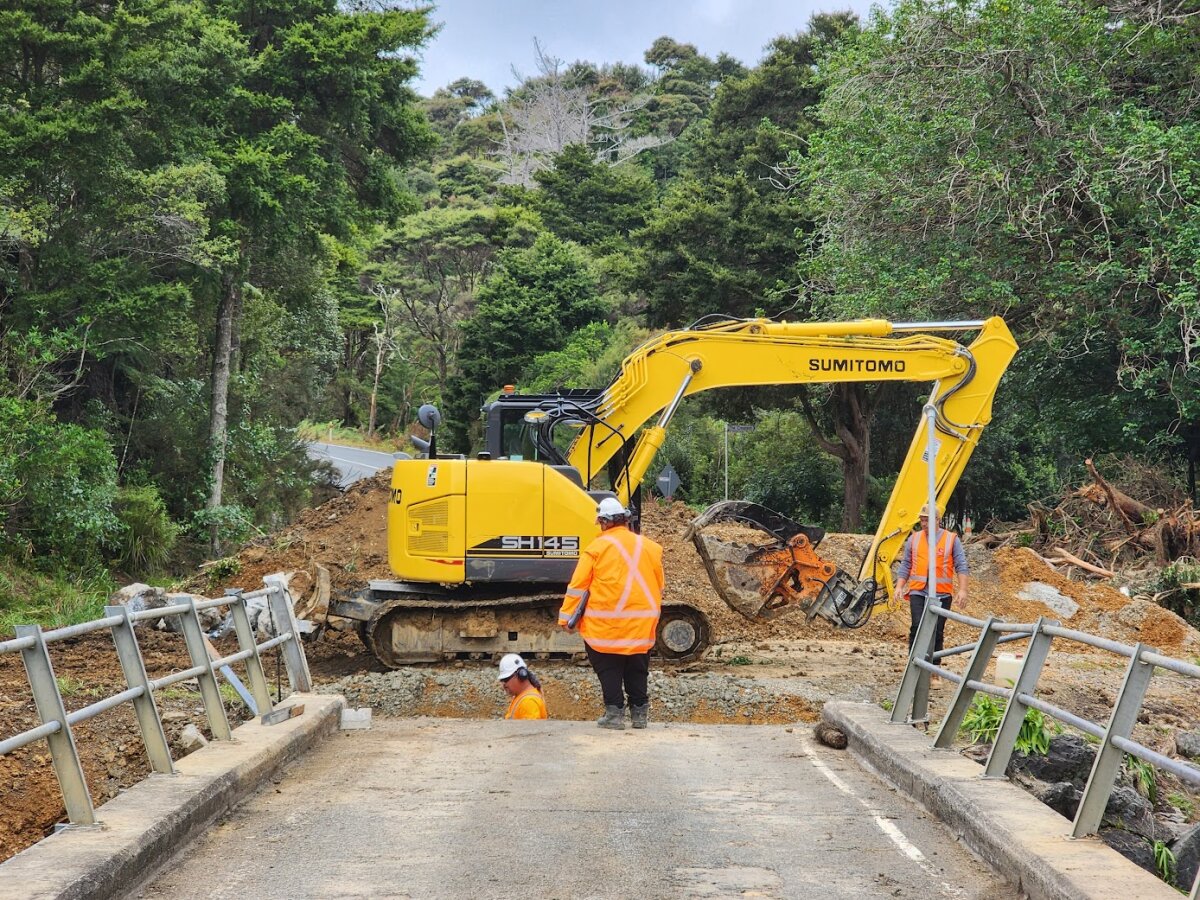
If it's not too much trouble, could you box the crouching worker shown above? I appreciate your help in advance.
[498,653,548,720]
[559,497,664,730]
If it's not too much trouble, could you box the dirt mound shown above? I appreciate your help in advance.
[188,475,1200,657]
[189,470,395,599]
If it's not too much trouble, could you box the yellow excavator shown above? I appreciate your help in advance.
[329,316,1018,667]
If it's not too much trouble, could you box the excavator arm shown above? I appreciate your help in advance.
[543,316,1017,622]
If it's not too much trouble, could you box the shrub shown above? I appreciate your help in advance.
[0,397,119,568]
[960,694,1050,755]
[112,485,180,576]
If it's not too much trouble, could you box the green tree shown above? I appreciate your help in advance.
[525,145,654,253]
[196,0,435,552]
[447,234,605,450]
[367,203,541,405]
[798,0,1200,492]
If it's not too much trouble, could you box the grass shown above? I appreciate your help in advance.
[0,563,115,637]
[159,687,201,701]
[55,675,90,697]
[1167,792,1195,819]
[728,655,752,666]
[296,420,405,452]
[1152,839,1175,885]
[1126,755,1158,804]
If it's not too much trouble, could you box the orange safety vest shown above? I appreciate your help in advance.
[559,525,664,655]
[907,529,958,596]
[505,686,548,720]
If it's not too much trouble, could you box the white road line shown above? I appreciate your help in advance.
[798,735,968,898]
[321,453,385,470]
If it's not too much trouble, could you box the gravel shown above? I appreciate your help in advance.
[315,663,829,723]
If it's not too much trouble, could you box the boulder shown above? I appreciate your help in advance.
[1099,828,1156,877]
[1017,581,1079,619]
[177,723,208,755]
[110,583,181,633]
[1011,733,1096,784]
[166,593,223,631]
[1035,781,1081,820]
[1175,730,1200,761]
[1171,822,1200,891]
[1102,785,1157,841]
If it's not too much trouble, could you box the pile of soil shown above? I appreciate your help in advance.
[193,474,1200,658]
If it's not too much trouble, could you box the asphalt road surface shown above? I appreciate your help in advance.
[306,441,397,487]
[138,719,1015,900]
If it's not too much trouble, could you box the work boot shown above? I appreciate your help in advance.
[630,703,649,729]
[597,705,626,730]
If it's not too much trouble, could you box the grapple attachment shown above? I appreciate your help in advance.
[686,501,877,627]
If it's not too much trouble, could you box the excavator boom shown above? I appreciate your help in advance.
[550,315,1017,610]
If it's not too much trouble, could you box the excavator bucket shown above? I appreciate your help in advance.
[687,501,876,626]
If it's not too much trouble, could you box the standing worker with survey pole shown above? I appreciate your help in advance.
[559,498,665,730]
[892,503,969,659]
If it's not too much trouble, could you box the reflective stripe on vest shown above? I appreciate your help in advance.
[597,532,659,615]
[908,530,956,595]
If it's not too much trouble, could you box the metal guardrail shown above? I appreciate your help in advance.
[892,598,1200,899]
[0,574,312,827]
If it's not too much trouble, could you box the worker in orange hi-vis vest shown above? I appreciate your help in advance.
[497,653,548,720]
[892,504,970,660]
[559,497,664,730]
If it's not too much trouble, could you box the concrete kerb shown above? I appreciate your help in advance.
[823,700,1179,900]
[0,692,345,900]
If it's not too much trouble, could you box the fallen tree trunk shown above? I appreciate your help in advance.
[1048,547,1115,578]
[1084,458,1156,530]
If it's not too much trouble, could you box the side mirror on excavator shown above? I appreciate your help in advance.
[417,404,441,458]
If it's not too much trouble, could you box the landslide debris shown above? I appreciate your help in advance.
[194,469,1200,658]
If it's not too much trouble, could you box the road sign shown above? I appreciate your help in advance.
[657,464,681,499]
[727,424,755,433]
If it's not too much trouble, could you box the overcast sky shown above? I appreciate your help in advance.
[413,0,877,96]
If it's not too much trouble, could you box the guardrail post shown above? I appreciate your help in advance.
[15,625,96,825]
[890,595,942,724]
[1072,643,1155,838]
[228,592,274,716]
[178,596,233,741]
[934,617,999,749]
[265,575,312,693]
[105,606,174,774]
[984,617,1055,779]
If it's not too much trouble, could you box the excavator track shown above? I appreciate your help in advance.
[356,587,711,669]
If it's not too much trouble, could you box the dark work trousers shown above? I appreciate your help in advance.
[908,593,953,660]
[585,645,650,709]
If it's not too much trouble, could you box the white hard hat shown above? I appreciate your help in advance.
[596,497,628,519]
[918,503,941,518]
[497,653,526,680]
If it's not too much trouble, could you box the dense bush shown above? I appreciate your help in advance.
[0,398,120,568]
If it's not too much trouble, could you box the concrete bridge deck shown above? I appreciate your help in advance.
[133,717,1012,900]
